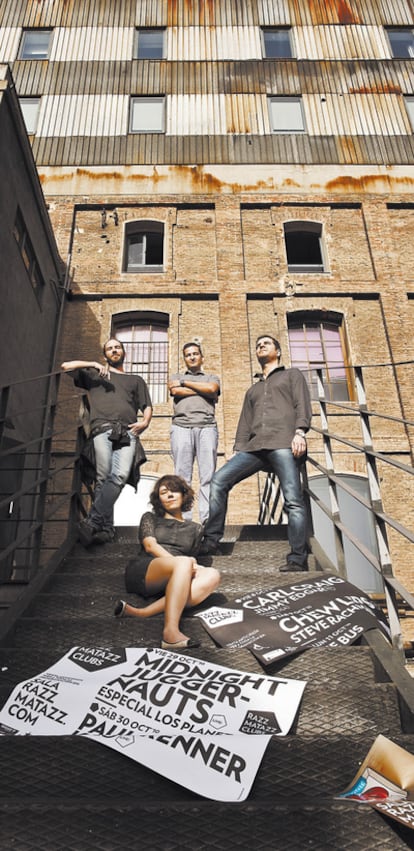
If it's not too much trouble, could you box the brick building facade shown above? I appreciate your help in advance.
[1,0,413,592]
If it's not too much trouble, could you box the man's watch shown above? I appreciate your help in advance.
[295,429,306,438]
[180,378,186,387]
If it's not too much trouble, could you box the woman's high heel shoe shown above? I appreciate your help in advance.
[114,599,127,618]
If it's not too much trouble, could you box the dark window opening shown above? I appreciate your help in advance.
[284,222,325,272]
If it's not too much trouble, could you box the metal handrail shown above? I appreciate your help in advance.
[0,370,83,588]
[259,362,414,659]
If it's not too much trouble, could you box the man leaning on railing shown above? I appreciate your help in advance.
[61,338,152,547]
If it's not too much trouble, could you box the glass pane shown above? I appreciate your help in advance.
[288,321,349,401]
[127,234,145,269]
[406,97,414,130]
[263,29,292,58]
[130,98,164,132]
[19,98,40,133]
[20,30,51,59]
[136,29,164,59]
[115,322,168,402]
[270,97,304,132]
[388,29,414,58]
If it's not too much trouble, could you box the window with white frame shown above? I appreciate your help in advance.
[130,96,165,132]
[288,312,353,401]
[284,221,326,273]
[134,28,165,59]
[18,29,52,59]
[124,220,164,273]
[268,96,305,133]
[262,28,293,58]
[405,96,414,130]
[112,313,169,404]
[19,97,40,134]
[387,28,414,58]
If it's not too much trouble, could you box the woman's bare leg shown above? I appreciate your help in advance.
[121,565,220,636]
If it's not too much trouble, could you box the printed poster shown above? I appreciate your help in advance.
[338,734,414,830]
[196,574,389,665]
[0,645,306,802]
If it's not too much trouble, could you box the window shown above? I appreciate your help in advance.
[18,29,52,59]
[262,28,292,58]
[130,97,165,132]
[134,28,165,59]
[284,221,325,273]
[19,97,40,134]
[288,312,352,401]
[113,313,169,404]
[13,209,44,300]
[124,220,164,272]
[268,96,304,133]
[387,28,414,58]
[405,96,414,130]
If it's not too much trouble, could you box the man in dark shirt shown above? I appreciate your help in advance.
[62,338,152,546]
[200,335,312,571]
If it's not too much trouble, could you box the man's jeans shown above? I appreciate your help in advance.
[170,424,218,523]
[89,429,136,531]
[205,449,308,567]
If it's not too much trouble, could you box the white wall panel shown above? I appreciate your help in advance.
[296,25,391,60]
[305,93,410,135]
[0,28,22,61]
[36,93,127,135]
[19,89,414,139]
[49,27,133,61]
[168,26,262,60]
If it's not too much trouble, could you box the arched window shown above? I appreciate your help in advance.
[112,312,169,404]
[123,220,164,273]
[284,221,326,273]
[288,311,353,401]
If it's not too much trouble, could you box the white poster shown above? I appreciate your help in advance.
[0,646,306,802]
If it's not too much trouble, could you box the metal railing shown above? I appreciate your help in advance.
[259,361,414,659]
[2,361,414,664]
[0,370,84,599]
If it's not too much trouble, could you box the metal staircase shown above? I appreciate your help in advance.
[1,527,414,849]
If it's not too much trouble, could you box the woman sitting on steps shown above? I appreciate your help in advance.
[114,474,220,649]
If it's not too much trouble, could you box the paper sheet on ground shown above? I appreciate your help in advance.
[196,574,389,664]
[0,645,306,801]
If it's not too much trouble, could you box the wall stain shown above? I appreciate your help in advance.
[349,85,402,95]
[337,0,360,24]
[39,165,414,197]
[325,174,414,192]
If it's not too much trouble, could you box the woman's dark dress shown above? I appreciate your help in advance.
[125,511,203,597]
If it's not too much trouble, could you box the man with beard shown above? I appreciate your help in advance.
[199,335,311,571]
[62,338,152,546]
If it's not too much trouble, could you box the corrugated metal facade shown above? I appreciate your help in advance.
[1,0,413,164]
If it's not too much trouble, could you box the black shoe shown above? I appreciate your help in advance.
[114,600,127,618]
[93,528,115,545]
[279,562,308,573]
[198,540,221,556]
[78,520,99,548]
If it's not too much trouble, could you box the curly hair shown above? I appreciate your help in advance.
[150,475,195,516]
